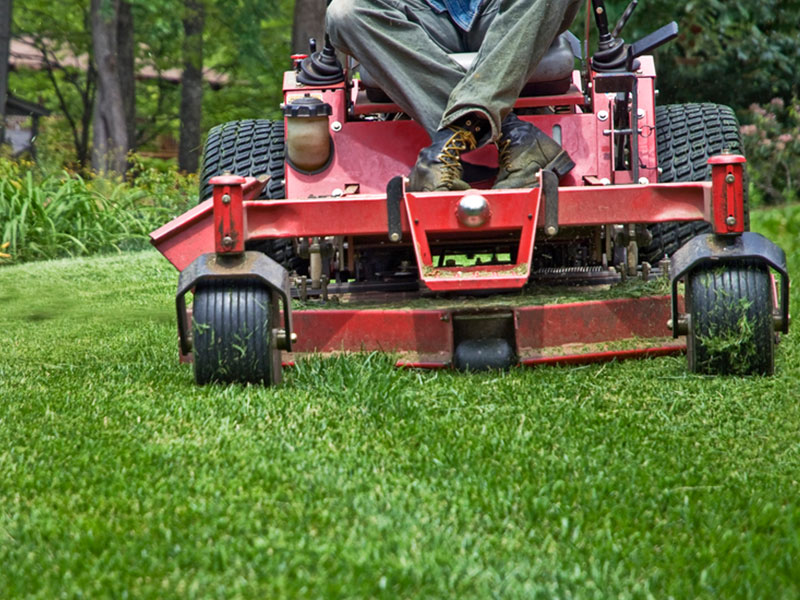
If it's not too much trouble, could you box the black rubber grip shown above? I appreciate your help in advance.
[386,176,403,242]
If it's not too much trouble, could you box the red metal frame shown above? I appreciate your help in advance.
[709,154,746,234]
[279,295,683,367]
[404,186,541,291]
[280,58,660,198]
[151,181,711,272]
[150,58,726,369]
[210,175,247,254]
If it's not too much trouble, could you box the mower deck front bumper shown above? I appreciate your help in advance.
[282,294,683,368]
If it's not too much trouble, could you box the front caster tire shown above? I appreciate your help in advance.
[192,279,282,385]
[686,264,775,375]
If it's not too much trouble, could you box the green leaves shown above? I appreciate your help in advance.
[602,0,800,108]
[0,155,194,262]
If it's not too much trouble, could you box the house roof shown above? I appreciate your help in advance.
[5,94,51,117]
[9,36,230,88]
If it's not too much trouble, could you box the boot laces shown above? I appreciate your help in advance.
[437,128,477,185]
[497,136,512,169]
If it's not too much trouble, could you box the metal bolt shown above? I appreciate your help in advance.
[332,188,343,197]
[276,329,298,350]
[545,225,557,236]
[331,121,343,132]
[637,108,646,119]
[668,315,689,336]
[638,177,650,185]
[598,110,609,121]
[389,232,400,242]
[221,193,231,204]
[222,235,233,248]
[726,216,737,226]
[725,173,736,184]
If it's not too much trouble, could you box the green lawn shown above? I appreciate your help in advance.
[1,207,799,598]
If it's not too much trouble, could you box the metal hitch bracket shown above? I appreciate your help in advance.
[403,181,542,292]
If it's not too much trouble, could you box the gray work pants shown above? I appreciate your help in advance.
[326,0,581,140]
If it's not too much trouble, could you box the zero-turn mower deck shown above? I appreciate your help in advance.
[150,0,790,384]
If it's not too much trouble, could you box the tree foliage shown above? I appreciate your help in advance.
[11,0,292,169]
[9,0,800,173]
[603,0,800,108]
[11,0,96,167]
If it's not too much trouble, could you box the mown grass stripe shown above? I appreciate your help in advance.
[0,208,798,598]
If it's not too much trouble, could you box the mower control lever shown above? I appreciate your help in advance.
[591,0,678,72]
[628,22,679,66]
[611,0,638,38]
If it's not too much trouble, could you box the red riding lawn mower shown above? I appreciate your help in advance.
[151,0,790,385]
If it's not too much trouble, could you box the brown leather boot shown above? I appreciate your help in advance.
[493,113,575,189]
[407,119,486,192]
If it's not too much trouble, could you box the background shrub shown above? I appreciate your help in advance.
[740,97,800,205]
[0,154,194,263]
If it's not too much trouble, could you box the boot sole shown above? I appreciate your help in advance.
[492,150,576,189]
[545,150,576,179]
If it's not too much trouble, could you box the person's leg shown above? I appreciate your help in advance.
[453,0,582,188]
[442,0,582,139]
[328,0,494,191]
[326,0,465,137]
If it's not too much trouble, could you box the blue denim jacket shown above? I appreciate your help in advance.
[425,0,483,32]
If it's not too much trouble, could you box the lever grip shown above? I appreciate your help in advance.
[630,21,679,60]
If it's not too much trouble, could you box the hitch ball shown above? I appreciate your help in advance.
[456,194,491,228]
[284,94,333,172]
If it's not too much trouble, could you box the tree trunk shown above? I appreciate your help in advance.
[291,0,327,54]
[0,0,12,145]
[91,0,129,176]
[117,0,136,151]
[178,0,204,173]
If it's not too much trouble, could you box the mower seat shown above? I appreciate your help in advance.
[359,31,579,103]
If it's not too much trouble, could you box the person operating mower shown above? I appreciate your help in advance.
[325,0,582,192]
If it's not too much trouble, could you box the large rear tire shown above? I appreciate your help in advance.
[686,264,774,376]
[200,119,285,201]
[192,279,282,385]
[199,120,301,271]
[640,103,748,264]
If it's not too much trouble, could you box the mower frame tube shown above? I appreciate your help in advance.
[708,154,746,235]
[151,182,712,273]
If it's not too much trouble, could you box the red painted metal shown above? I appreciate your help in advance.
[404,186,541,291]
[272,294,683,368]
[289,308,453,363]
[290,54,308,70]
[709,154,747,234]
[519,345,683,366]
[210,175,247,254]
[284,62,659,197]
[156,58,707,371]
[151,183,710,272]
[515,296,672,354]
[590,57,658,184]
